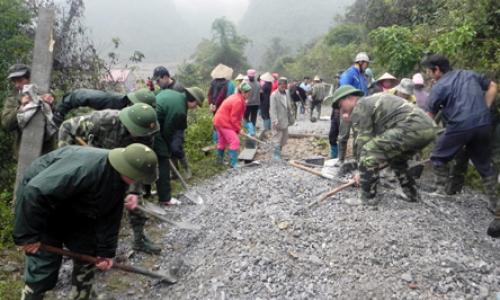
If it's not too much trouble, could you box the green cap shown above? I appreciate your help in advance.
[127,89,157,108]
[119,103,160,136]
[332,85,364,108]
[185,87,205,107]
[240,82,251,92]
[109,143,158,184]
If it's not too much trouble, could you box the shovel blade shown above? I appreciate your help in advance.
[185,190,204,204]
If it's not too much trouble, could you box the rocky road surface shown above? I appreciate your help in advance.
[51,106,500,300]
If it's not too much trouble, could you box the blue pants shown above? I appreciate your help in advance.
[431,124,494,177]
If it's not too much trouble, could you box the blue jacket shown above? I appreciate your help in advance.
[427,70,491,132]
[339,66,368,96]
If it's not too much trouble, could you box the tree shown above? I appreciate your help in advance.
[259,37,291,71]
[192,17,251,80]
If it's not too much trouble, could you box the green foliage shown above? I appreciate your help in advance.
[369,26,425,77]
[259,37,291,71]
[323,24,366,46]
[175,61,204,88]
[184,105,215,162]
[192,17,251,80]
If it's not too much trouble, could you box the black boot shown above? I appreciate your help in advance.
[483,175,500,213]
[345,165,379,206]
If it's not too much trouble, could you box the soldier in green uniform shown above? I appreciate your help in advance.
[53,88,156,125]
[58,103,162,254]
[13,143,158,300]
[331,85,437,205]
[154,87,204,205]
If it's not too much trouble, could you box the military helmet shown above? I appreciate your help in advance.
[332,85,364,108]
[119,103,160,136]
[185,87,205,107]
[109,143,158,184]
[127,89,156,108]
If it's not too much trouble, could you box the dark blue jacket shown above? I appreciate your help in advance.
[427,70,491,132]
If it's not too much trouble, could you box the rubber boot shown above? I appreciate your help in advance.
[446,149,468,195]
[483,175,500,213]
[180,156,192,178]
[431,164,451,200]
[345,164,379,206]
[133,229,161,254]
[20,285,45,300]
[334,141,347,167]
[216,149,224,165]
[263,119,271,131]
[394,168,420,202]
[245,122,255,136]
[170,158,179,179]
[329,145,338,159]
[229,150,241,168]
[212,130,218,144]
[273,147,281,159]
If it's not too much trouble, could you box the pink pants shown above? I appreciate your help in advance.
[215,126,240,150]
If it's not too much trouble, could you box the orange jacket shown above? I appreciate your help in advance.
[213,93,246,132]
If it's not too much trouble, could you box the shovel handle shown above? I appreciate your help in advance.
[39,244,177,283]
[316,180,357,203]
[240,132,266,145]
[135,205,201,230]
[289,160,333,179]
[169,159,189,190]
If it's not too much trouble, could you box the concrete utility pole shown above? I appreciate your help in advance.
[12,7,55,211]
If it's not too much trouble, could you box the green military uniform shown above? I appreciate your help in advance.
[1,88,55,158]
[58,106,161,254]
[153,89,188,204]
[333,88,437,204]
[13,147,129,299]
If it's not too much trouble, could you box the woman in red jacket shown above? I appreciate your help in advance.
[213,82,252,167]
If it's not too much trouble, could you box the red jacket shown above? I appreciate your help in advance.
[213,93,246,132]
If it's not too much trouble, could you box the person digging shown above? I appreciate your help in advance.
[58,103,162,254]
[331,85,437,205]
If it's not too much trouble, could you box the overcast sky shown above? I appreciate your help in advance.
[173,0,249,25]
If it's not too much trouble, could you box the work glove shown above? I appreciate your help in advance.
[487,217,500,238]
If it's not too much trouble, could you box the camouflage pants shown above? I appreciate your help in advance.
[128,203,148,233]
[358,127,436,199]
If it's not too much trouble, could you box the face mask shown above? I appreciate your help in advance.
[159,79,169,89]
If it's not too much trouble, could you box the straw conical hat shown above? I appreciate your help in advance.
[211,63,233,80]
[234,73,245,81]
[375,72,398,83]
[260,72,275,82]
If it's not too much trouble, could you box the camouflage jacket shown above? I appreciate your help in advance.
[58,109,154,149]
[311,83,329,102]
[350,93,436,157]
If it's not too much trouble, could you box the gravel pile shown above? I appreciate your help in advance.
[51,105,500,299]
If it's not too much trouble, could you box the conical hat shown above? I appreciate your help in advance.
[260,72,275,82]
[211,63,233,80]
[234,73,245,81]
[375,72,398,83]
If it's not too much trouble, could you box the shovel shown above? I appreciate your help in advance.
[240,132,275,150]
[289,160,334,179]
[135,205,201,230]
[169,159,204,204]
[39,244,178,283]
[294,180,356,214]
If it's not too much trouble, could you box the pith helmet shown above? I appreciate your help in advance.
[109,143,158,184]
[185,87,205,107]
[127,89,157,108]
[119,103,160,136]
[332,85,364,108]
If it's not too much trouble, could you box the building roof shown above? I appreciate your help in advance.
[101,69,134,82]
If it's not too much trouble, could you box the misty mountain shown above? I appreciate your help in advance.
[83,0,202,64]
[238,0,355,65]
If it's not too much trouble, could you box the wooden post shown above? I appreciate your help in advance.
[12,8,55,211]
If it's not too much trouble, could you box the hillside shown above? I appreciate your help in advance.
[83,0,202,64]
[238,0,356,65]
